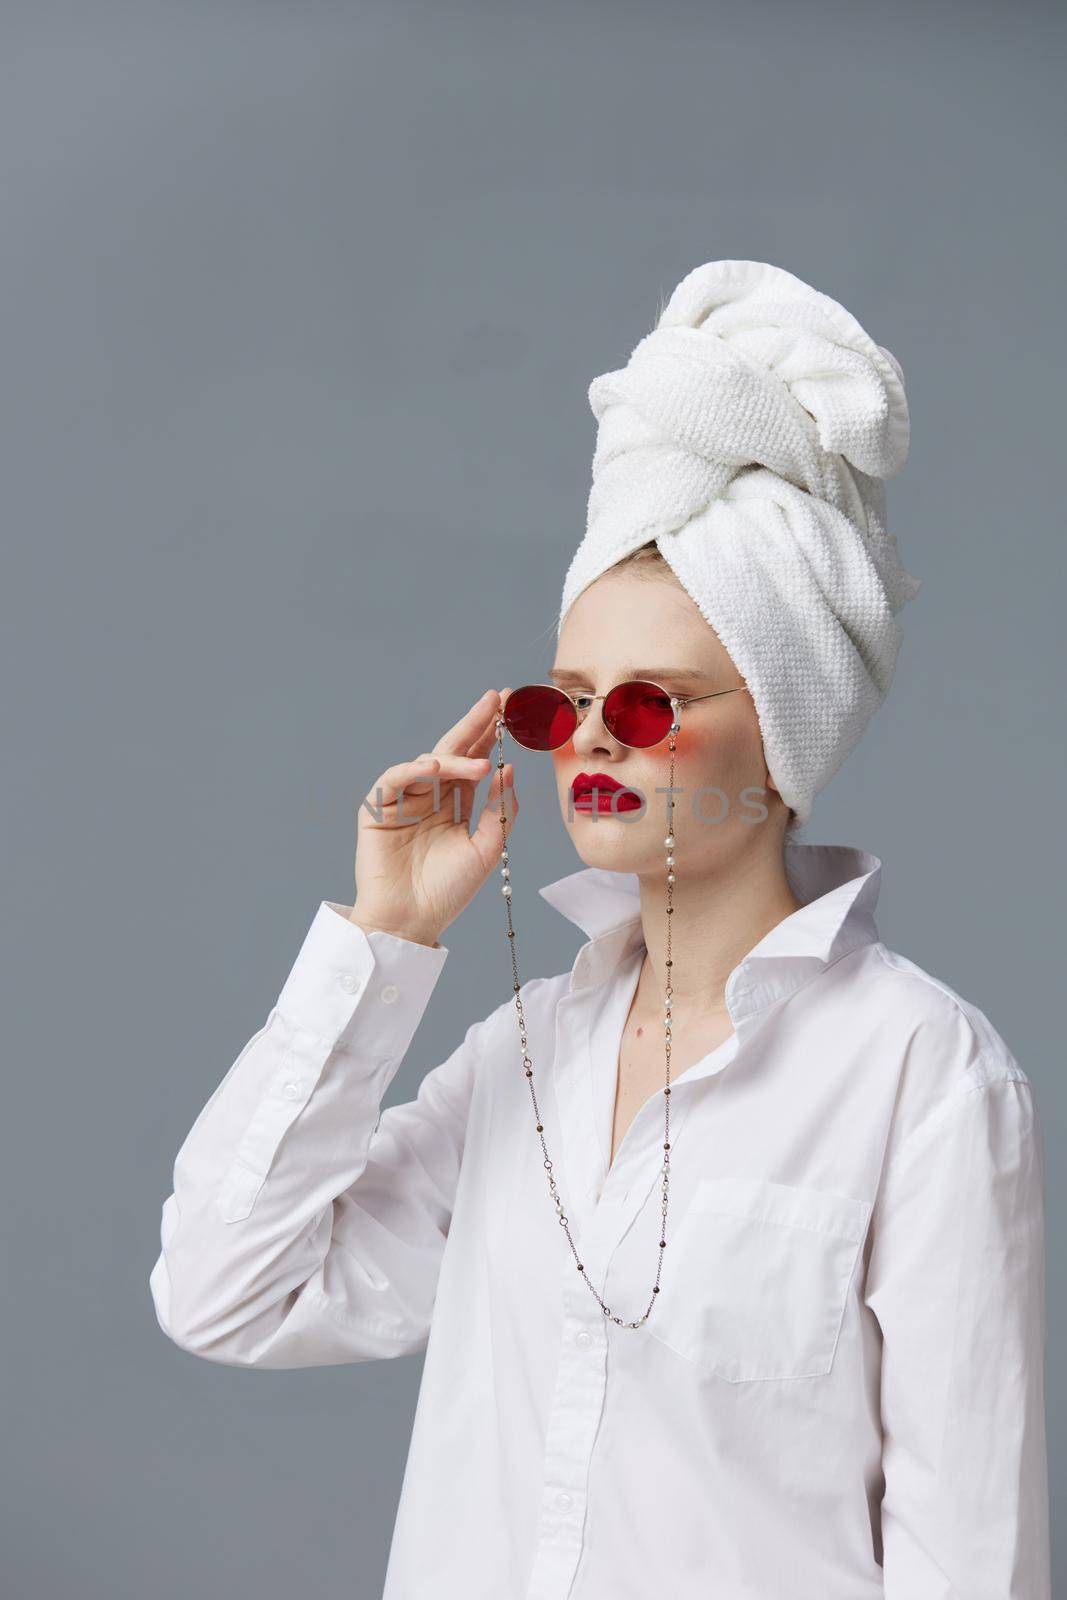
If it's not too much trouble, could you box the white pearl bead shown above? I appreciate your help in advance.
[664,834,674,848]
[502,883,512,897]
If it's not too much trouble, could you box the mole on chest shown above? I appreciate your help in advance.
[611,1011,736,1164]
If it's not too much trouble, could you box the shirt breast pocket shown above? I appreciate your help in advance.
[645,1176,872,1382]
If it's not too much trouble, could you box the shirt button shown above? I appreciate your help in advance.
[283,1081,302,1098]
[337,972,361,995]
[379,983,400,1004]
[555,1491,572,1511]
[574,1330,593,1349]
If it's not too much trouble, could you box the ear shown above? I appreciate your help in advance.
[763,766,796,826]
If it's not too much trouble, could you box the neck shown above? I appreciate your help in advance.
[633,842,802,1015]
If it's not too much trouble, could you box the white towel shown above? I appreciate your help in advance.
[558,259,921,828]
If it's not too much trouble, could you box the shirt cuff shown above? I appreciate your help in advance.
[273,900,450,1048]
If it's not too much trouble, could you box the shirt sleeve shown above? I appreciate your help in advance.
[863,1062,1051,1599]
[148,900,492,1369]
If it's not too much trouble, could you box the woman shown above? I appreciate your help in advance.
[149,261,1051,1598]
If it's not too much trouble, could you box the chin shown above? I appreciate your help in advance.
[565,809,662,872]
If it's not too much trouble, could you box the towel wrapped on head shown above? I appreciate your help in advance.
[558,258,921,829]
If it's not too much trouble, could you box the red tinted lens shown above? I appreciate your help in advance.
[603,680,673,747]
[503,685,577,751]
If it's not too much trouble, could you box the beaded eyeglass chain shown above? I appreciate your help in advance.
[492,707,680,1329]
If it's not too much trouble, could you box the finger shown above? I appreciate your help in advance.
[466,687,512,761]
[365,753,491,809]
[431,689,507,760]
[453,698,512,825]
[471,761,518,863]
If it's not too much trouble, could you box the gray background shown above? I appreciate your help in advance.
[2,1,1062,1595]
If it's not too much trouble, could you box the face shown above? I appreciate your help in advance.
[547,564,787,877]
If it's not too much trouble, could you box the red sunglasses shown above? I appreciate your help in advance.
[501,678,749,752]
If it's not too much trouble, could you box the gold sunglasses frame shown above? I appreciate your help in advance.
[501,678,750,752]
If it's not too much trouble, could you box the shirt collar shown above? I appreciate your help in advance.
[537,841,883,1022]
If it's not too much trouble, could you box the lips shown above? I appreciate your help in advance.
[571,772,643,812]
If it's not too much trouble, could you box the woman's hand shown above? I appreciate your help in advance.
[348,689,518,948]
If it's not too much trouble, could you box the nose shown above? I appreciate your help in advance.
[570,697,618,758]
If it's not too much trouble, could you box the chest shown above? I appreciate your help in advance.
[609,1008,737,1169]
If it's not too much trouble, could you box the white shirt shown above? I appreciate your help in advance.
[149,841,1051,1599]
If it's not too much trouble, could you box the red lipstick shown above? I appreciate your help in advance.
[571,771,643,814]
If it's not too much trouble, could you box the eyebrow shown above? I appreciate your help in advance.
[548,665,709,686]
